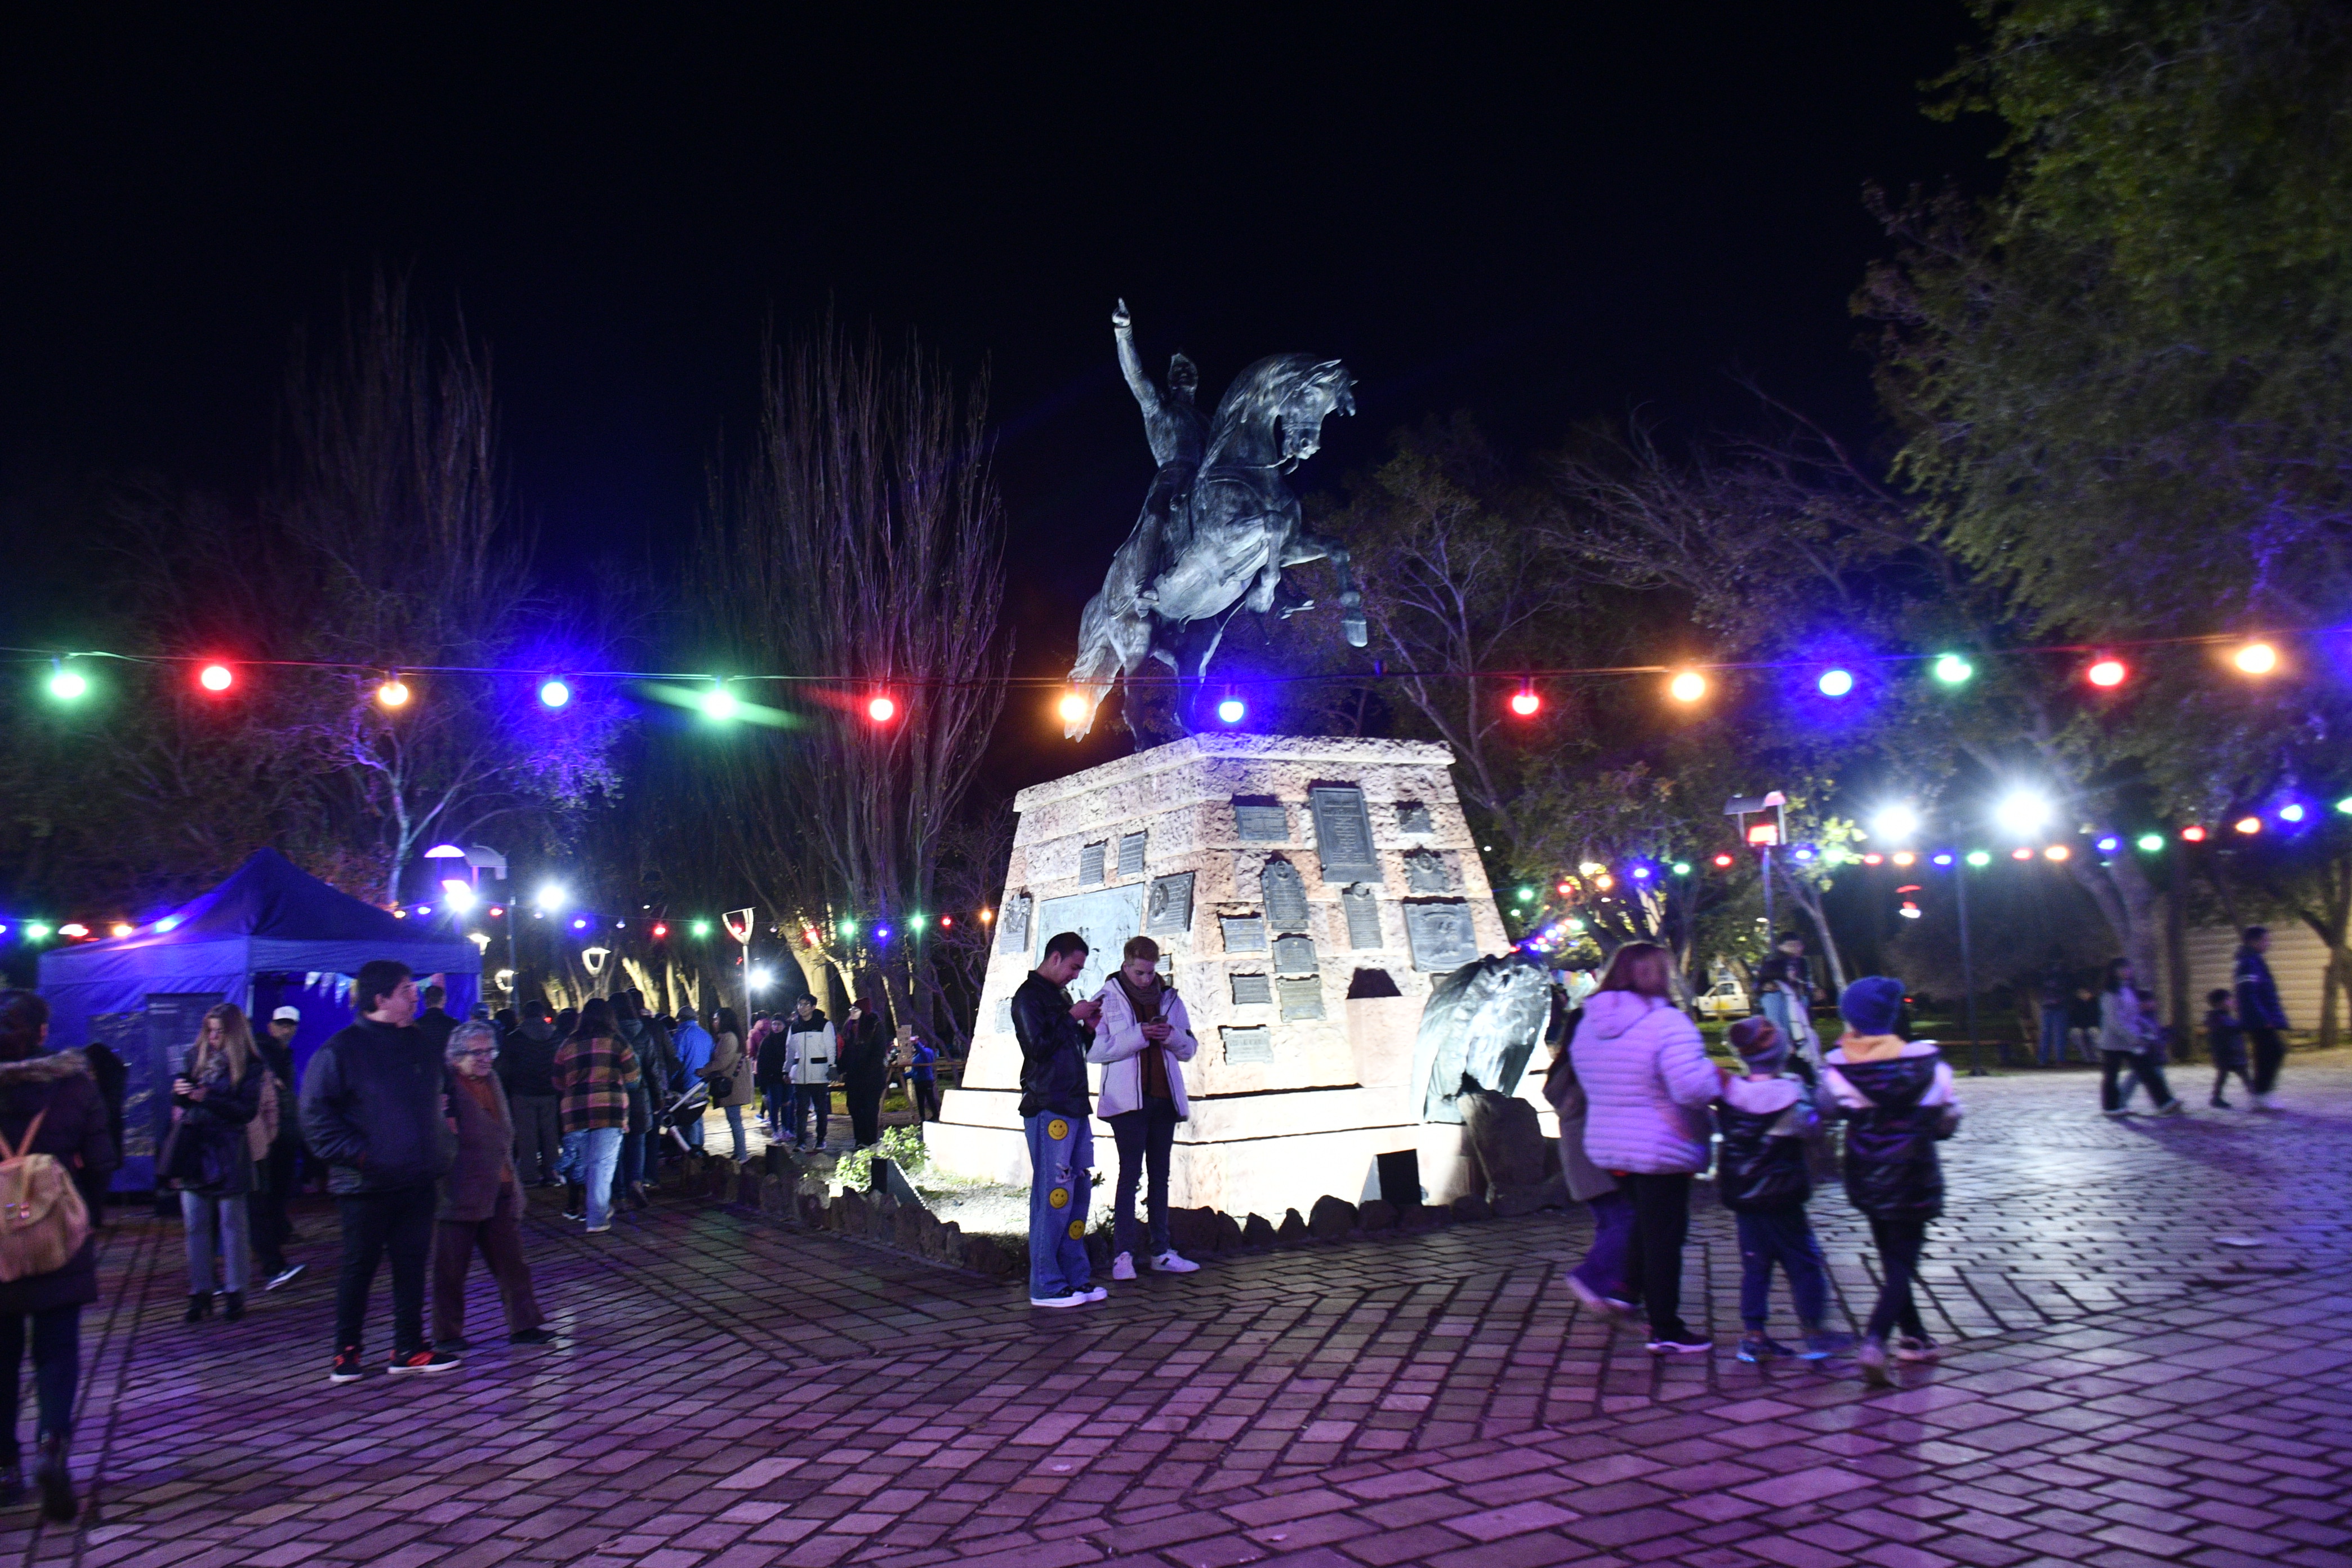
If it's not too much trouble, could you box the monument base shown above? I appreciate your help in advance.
[932,735,1554,1219]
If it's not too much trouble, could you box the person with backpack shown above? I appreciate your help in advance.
[167,1003,267,1325]
[1824,975,1964,1386]
[0,991,117,1522]
[1717,1017,1840,1362]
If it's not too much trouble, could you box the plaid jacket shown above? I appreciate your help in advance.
[555,1032,642,1133]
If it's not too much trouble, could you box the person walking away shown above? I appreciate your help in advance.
[754,1012,792,1139]
[698,1008,751,1162]
[432,1023,554,1352]
[166,1003,265,1324]
[670,1008,714,1150]
[2035,949,2073,1067]
[2066,979,2103,1062]
[414,985,458,1056]
[555,999,639,1233]
[1717,1018,1841,1362]
[906,1030,941,1122]
[1570,941,1719,1355]
[2235,926,2291,1110]
[250,1005,308,1290]
[299,961,460,1382]
[498,1002,563,1185]
[1824,976,1963,1386]
[1088,936,1200,1281]
[1542,1004,1633,1319]
[2205,988,2254,1109]
[627,991,681,1178]
[0,991,118,1521]
[2099,959,2182,1116]
[610,993,656,1208]
[783,996,834,1150]
[1013,933,1104,1308]
[840,1001,890,1149]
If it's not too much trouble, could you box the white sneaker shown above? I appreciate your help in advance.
[1151,1251,1200,1273]
[1029,1291,1091,1308]
[1084,1286,1108,1302]
[1112,1251,1136,1281]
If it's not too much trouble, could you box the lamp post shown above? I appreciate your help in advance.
[1876,807,1987,1077]
[1725,790,1788,947]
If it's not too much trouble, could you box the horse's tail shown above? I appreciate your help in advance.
[1064,591,1137,740]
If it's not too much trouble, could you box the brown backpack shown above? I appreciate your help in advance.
[0,1111,91,1282]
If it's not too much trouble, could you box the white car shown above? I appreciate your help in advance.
[1694,980,1750,1021]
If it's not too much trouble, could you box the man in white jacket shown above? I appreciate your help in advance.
[782,995,836,1151]
[1088,936,1201,1281]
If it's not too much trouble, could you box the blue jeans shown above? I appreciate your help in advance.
[2039,1004,2070,1066]
[181,1191,251,1295]
[1735,1207,1828,1331]
[791,1084,831,1147]
[1024,1110,1093,1299]
[1570,1189,1633,1302]
[762,1085,787,1125]
[577,1127,623,1228]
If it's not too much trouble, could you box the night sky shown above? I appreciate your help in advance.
[6,7,1987,787]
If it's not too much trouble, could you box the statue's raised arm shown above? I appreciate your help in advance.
[1113,299,1159,418]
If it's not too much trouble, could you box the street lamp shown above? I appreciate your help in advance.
[1724,790,1788,943]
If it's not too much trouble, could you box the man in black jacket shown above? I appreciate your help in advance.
[248,1005,308,1290]
[299,960,459,1383]
[1012,932,1103,1309]
[497,1001,563,1186]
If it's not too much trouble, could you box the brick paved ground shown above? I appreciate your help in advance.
[16,1057,2352,1567]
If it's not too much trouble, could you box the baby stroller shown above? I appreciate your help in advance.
[661,1080,711,1153]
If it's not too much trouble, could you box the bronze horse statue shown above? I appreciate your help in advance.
[1065,324,1364,740]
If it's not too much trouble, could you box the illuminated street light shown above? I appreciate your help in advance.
[1872,804,1922,844]
[2233,642,2278,675]
[1993,790,2051,838]
[534,883,568,914]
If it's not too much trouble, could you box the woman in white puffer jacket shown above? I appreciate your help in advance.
[1569,942,1724,1353]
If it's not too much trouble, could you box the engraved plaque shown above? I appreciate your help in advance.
[1273,933,1317,975]
[1397,801,1434,834]
[1342,884,1383,948]
[1079,841,1107,886]
[1309,785,1379,881]
[1233,798,1288,841]
[1404,899,1482,972]
[1144,872,1195,936]
[1117,831,1147,876]
[1220,914,1267,952]
[996,892,1031,954]
[1404,849,1450,895]
[1261,858,1309,930]
[1037,884,1147,999]
[995,997,1013,1035]
[1222,1024,1273,1064]
[1230,972,1272,1006]
[1277,975,1326,1021]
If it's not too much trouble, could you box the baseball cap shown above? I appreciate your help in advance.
[271,1005,301,1024]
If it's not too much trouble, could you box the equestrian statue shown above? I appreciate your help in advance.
[1063,300,1364,740]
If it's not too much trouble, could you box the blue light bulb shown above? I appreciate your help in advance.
[1818,668,1854,698]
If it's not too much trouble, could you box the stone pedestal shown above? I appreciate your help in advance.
[931,734,1551,1218]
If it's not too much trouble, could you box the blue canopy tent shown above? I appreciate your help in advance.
[38,848,482,1188]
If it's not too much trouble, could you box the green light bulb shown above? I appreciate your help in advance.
[1964,850,1990,867]
[1932,653,1974,685]
[2135,833,2164,853]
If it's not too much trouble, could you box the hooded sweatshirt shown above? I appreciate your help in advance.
[1569,990,1719,1174]
[1824,1035,1961,1220]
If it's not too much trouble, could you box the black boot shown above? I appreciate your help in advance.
[221,1290,246,1323]
[562,1183,585,1222]
[185,1292,212,1324]
[33,1434,72,1522]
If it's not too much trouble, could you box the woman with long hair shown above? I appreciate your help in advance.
[2099,958,2182,1115]
[1569,942,1723,1354]
[698,1006,752,1162]
[168,1003,266,1323]
[555,997,639,1233]
[0,990,117,1520]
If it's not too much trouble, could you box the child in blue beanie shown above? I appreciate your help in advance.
[1824,975,1962,1386]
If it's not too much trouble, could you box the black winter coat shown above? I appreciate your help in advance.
[840,1014,890,1092]
[0,1052,118,1314]
[1716,1098,1812,1213]
[169,1048,263,1196]
[496,1024,560,1098]
[299,1018,457,1195]
[1011,973,1093,1119]
[1837,1053,1951,1221]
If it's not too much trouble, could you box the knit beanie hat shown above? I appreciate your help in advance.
[1839,975,1905,1036]
[1727,1016,1788,1073]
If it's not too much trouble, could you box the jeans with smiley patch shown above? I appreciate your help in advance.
[1024,1111,1094,1299]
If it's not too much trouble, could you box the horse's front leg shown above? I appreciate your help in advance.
[1288,529,1368,647]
